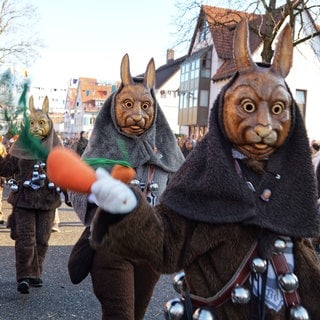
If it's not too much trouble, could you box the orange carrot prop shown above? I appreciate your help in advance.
[46,146,135,193]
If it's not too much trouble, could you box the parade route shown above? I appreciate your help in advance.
[0,200,176,320]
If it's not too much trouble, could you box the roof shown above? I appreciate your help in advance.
[155,55,186,89]
[197,5,264,81]
[78,77,112,103]
[136,55,187,89]
[191,1,310,82]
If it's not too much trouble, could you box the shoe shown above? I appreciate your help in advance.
[28,278,43,287]
[17,279,30,294]
[51,224,60,232]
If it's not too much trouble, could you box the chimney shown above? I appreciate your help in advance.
[166,49,174,63]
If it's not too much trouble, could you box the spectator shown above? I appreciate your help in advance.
[181,137,195,158]
[73,131,88,156]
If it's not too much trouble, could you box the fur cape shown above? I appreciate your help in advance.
[160,73,319,238]
[83,90,184,172]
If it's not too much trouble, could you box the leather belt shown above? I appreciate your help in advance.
[181,242,258,308]
[182,241,302,310]
[270,252,301,307]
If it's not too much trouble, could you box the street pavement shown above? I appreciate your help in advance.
[0,200,177,320]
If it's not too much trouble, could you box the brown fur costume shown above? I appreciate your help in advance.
[68,55,185,319]
[0,96,61,292]
[89,20,320,319]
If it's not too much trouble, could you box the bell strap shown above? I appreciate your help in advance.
[181,242,258,308]
[143,165,155,196]
[270,252,301,308]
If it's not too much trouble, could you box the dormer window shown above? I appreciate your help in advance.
[199,21,209,43]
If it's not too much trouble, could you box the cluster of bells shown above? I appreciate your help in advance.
[8,162,60,192]
[130,179,158,206]
[130,179,159,193]
[163,238,310,320]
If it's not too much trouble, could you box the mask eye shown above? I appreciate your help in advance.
[141,102,150,110]
[271,102,284,115]
[241,99,255,113]
[123,99,133,108]
[30,120,34,126]
[39,120,45,126]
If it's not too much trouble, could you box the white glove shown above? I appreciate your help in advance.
[89,167,137,214]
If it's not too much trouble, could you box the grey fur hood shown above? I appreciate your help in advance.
[160,73,319,238]
[82,90,184,173]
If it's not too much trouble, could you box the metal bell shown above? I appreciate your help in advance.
[231,285,251,304]
[39,173,46,180]
[8,178,16,186]
[251,257,267,273]
[31,176,39,183]
[56,187,61,192]
[10,184,18,192]
[48,182,55,189]
[273,238,287,254]
[40,162,46,168]
[149,182,158,192]
[33,164,40,170]
[164,298,185,320]
[130,179,140,187]
[192,308,217,320]
[289,305,310,320]
[23,180,31,188]
[172,271,186,293]
[278,273,299,293]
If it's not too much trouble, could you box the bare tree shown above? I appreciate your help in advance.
[0,0,42,69]
[172,0,320,63]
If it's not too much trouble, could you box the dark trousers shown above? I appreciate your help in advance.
[13,207,55,281]
[91,251,160,320]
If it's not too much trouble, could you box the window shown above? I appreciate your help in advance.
[296,89,306,118]
[200,90,209,107]
[199,21,209,43]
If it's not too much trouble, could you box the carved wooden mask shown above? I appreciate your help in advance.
[29,95,51,139]
[115,54,155,136]
[223,18,293,160]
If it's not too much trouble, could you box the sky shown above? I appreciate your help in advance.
[29,0,187,89]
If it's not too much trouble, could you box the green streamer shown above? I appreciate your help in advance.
[116,138,129,163]
[83,158,131,169]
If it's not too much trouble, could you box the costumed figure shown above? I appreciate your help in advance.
[68,54,184,320]
[83,19,320,319]
[0,95,62,294]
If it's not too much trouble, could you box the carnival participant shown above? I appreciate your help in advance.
[85,19,320,319]
[68,54,184,319]
[0,96,62,294]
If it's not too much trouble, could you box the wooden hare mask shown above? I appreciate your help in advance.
[223,18,293,161]
[29,96,51,139]
[114,54,156,136]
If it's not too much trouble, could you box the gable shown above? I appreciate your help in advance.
[190,2,320,82]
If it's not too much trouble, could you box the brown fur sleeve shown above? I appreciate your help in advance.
[89,187,195,273]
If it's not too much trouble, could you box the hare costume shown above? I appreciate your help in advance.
[88,19,320,319]
[68,55,184,319]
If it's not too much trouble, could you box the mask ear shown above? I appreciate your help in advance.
[233,17,257,73]
[270,23,293,78]
[120,53,134,86]
[29,95,36,113]
[144,58,155,90]
[42,96,49,114]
